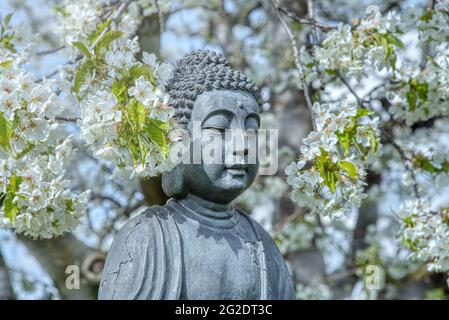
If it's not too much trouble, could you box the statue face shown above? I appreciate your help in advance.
[183,90,260,204]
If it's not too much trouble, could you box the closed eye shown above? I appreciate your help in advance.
[202,127,226,134]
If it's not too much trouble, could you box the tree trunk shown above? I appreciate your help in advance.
[18,234,101,300]
[138,14,169,205]
[0,251,15,300]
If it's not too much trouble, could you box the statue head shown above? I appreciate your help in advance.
[162,50,262,204]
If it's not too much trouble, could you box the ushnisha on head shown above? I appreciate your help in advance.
[162,50,262,204]
[165,49,262,126]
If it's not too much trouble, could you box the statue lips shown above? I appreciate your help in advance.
[226,164,248,176]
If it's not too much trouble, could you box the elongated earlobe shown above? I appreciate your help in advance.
[162,165,187,198]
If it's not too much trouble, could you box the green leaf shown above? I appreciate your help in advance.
[380,36,389,60]
[15,142,35,160]
[420,10,433,22]
[74,60,94,94]
[0,112,12,151]
[9,174,22,193]
[4,194,17,222]
[356,143,368,158]
[3,13,13,26]
[149,117,169,131]
[416,82,428,101]
[328,171,336,192]
[66,199,75,212]
[403,215,415,228]
[72,41,91,58]
[390,53,397,69]
[340,161,357,179]
[406,79,428,112]
[53,6,69,18]
[129,100,147,132]
[145,120,168,157]
[128,65,155,85]
[137,135,147,165]
[316,150,339,193]
[413,155,441,173]
[336,131,350,156]
[0,35,15,53]
[112,80,127,103]
[355,108,372,119]
[88,19,112,43]
[406,90,417,111]
[386,32,404,49]
[403,238,418,252]
[368,130,378,153]
[94,30,124,56]
[0,59,13,68]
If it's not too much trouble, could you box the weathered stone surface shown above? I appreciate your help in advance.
[99,50,294,300]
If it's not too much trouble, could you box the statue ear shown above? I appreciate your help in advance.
[162,165,187,198]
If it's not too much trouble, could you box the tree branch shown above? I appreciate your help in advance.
[36,45,65,56]
[277,3,336,32]
[89,0,132,50]
[270,0,317,131]
[0,251,15,300]
[36,0,131,83]
[336,71,364,107]
[154,0,165,34]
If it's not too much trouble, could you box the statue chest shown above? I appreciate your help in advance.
[176,215,262,299]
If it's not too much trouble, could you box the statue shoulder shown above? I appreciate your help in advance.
[99,203,182,300]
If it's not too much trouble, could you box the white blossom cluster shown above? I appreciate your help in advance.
[314,5,403,80]
[395,120,449,189]
[416,1,449,45]
[399,199,449,273]
[387,4,449,125]
[53,0,177,179]
[286,101,380,219]
[76,41,175,179]
[385,121,449,276]
[388,57,449,125]
[0,17,90,238]
[54,0,173,60]
[275,214,317,255]
[296,282,333,300]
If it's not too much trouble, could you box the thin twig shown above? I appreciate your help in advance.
[273,209,304,233]
[382,130,420,199]
[55,116,79,123]
[36,45,65,56]
[35,55,82,83]
[154,0,165,34]
[91,193,123,208]
[306,0,319,44]
[277,4,336,32]
[89,0,132,50]
[361,83,386,103]
[336,71,364,107]
[270,0,317,131]
[35,0,131,84]
[327,268,358,283]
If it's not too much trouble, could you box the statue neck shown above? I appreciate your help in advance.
[177,194,237,229]
[186,193,231,212]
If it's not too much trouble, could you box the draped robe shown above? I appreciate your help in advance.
[98,199,295,300]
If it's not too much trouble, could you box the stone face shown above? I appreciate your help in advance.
[98,50,295,300]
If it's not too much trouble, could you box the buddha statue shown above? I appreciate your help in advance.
[98,50,295,300]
